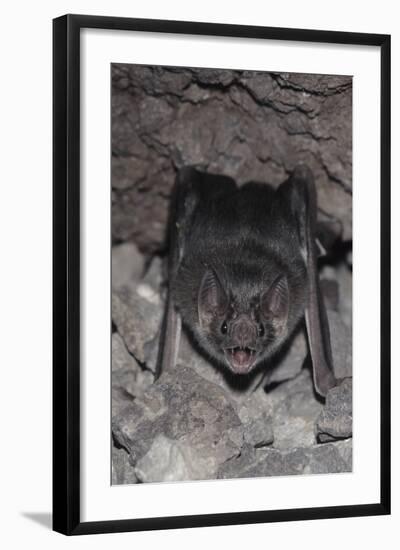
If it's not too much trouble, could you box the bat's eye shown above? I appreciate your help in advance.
[258,323,265,337]
[221,321,228,334]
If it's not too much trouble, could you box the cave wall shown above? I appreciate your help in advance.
[112,64,352,253]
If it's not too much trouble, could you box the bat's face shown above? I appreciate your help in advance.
[197,269,291,375]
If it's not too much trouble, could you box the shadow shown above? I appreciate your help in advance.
[22,512,52,530]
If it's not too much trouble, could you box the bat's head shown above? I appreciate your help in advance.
[197,268,293,375]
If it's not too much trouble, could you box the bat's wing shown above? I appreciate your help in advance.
[156,167,196,377]
[157,167,227,377]
[282,165,337,397]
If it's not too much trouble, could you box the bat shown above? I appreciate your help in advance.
[157,165,338,397]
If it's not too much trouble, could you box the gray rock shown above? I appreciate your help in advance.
[337,263,352,330]
[135,434,222,483]
[112,67,352,253]
[112,366,244,481]
[302,440,352,474]
[112,386,134,418]
[237,392,274,448]
[112,285,163,368]
[112,445,138,485]
[327,310,352,379]
[320,278,339,311]
[112,242,145,288]
[135,435,191,482]
[321,263,352,330]
[316,378,352,442]
[218,439,351,479]
[177,333,274,448]
[142,255,165,292]
[265,327,308,385]
[268,370,323,449]
[334,438,353,469]
[112,332,139,374]
[112,334,154,407]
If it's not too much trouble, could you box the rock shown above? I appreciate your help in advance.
[112,66,352,253]
[112,242,145,288]
[268,370,323,449]
[112,445,138,485]
[178,333,274,449]
[112,285,163,369]
[135,435,192,482]
[320,278,339,311]
[302,439,352,474]
[237,392,274,448]
[218,439,351,479]
[337,263,352,329]
[112,334,154,407]
[142,255,165,292]
[327,310,352,379]
[316,378,352,442]
[335,437,353,468]
[316,211,343,252]
[112,332,139,374]
[346,250,353,268]
[112,386,134,418]
[321,263,352,330]
[112,366,244,481]
[264,326,308,385]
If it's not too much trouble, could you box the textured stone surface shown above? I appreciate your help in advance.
[264,326,308,385]
[320,278,339,312]
[237,392,274,448]
[142,255,165,292]
[135,435,196,483]
[112,242,145,289]
[112,386,134,419]
[112,333,154,410]
[337,262,353,330]
[112,267,352,483]
[112,65,352,253]
[112,445,138,485]
[218,439,352,479]
[316,378,353,442]
[327,310,352,379]
[268,370,323,449]
[112,366,244,481]
[112,285,163,368]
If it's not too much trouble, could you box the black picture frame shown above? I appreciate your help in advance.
[53,14,391,536]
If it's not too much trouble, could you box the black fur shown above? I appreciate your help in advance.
[160,166,337,396]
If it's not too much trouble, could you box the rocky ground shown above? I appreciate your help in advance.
[111,65,352,484]
[111,243,352,484]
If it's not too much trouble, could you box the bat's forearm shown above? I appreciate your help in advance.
[157,294,181,378]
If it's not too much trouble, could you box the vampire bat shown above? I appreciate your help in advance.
[157,165,338,397]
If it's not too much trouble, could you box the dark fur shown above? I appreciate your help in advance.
[160,166,337,396]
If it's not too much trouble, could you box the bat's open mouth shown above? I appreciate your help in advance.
[224,346,257,374]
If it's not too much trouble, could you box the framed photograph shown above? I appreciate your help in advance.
[53,14,390,535]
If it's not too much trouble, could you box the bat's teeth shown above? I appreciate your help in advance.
[228,346,256,358]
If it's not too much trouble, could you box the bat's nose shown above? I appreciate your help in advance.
[232,317,256,347]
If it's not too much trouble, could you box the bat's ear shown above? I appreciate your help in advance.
[282,165,337,397]
[260,275,289,333]
[198,269,228,327]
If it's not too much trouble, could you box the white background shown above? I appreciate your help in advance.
[82,29,381,522]
[0,0,398,548]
